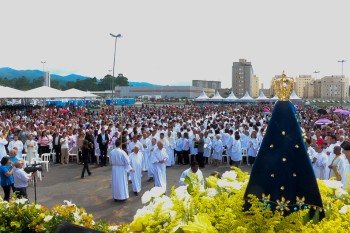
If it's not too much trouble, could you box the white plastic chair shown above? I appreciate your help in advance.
[30,158,43,181]
[68,147,79,164]
[241,147,249,165]
[41,153,51,171]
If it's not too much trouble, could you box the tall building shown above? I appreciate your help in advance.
[232,59,254,98]
[304,82,315,98]
[252,75,259,98]
[260,83,271,97]
[295,75,314,98]
[313,75,349,99]
[192,80,221,89]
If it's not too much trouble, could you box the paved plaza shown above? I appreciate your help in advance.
[24,160,251,224]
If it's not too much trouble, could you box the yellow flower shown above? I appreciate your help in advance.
[181,214,218,233]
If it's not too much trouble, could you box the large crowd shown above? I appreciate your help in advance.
[1,103,350,202]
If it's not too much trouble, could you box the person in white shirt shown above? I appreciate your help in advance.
[212,134,223,166]
[312,142,328,180]
[247,131,259,165]
[140,133,151,171]
[179,161,204,186]
[60,132,69,164]
[13,160,34,199]
[230,132,242,167]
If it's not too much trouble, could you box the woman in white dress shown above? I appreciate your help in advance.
[230,132,242,167]
[248,131,259,165]
[24,134,38,163]
[212,134,223,166]
[203,132,212,165]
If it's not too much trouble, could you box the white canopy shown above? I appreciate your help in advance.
[224,91,238,102]
[195,91,210,101]
[210,91,223,102]
[22,86,72,98]
[0,86,25,98]
[290,90,302,100]
[256,91,268,101]
[64,88,98,98]
[269,94,278,101]
[239,91,254,102]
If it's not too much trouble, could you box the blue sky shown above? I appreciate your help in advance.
[0,0,349,88]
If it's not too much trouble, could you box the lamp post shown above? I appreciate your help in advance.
[110,33,122,102]
[338,60,346,107]
[41,61,46,73]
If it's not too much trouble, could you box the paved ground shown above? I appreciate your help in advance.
[20,160,251,225]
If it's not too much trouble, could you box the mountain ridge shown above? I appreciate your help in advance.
[0,67,160,86]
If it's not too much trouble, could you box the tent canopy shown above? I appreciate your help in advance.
[64,88,98,98]
[210,91,223,102]
[224,90,238,102]
[0,86,25,98]
[195,90,210,101]
[256,91,268,100]
[239,91,254,102]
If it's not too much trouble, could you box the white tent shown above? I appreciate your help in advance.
[224,91,238,102]
[269,94,278,102]
[239,91,254,102]
[0,86,25,98]
[194,91,210,102]
[290,90,302,100]
[256,91,268,101]
[210,91,223,102]
[64,88,98,98]
[22,86,72,98]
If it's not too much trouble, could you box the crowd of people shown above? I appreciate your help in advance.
[1,103,350,202]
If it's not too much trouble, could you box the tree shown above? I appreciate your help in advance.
[115,73,128,86]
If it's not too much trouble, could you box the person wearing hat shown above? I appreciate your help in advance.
[341,141,350,188]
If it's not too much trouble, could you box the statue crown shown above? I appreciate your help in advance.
[273,71,294,101]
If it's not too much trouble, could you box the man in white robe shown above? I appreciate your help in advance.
[329,146,344,181]
[8,135,24,159]
[212,134,223,166]
[0,132,8,160]
[110,140,134,201]
[165,131,175,166]
[151,141,168,190]
[340,141,350,188]
[140,133,151,171]
[147,138,157,181]
[129,146,143,196]
[203,132,212,165]
[312,143,328,180]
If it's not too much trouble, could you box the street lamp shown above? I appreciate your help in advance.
[313,71,320,79]
[41,61,46,73]
[338,60,346,107]
[110,33,122,102]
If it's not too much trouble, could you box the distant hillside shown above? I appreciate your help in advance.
[0,67,161,86]
[0,67,89,84]
[129,81,160,86]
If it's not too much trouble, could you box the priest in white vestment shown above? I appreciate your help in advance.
[340,141,350,188]
[8,135,24,159]
[151,141,168,190]
[110,140,134,201]
[328,146,344,181]
[0,132,8,160]
[129,146,143,195]
[312,143,328,180]
[140,133,151,171]
[147,138,157,181]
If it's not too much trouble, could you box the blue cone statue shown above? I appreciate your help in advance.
[243,72,324,219]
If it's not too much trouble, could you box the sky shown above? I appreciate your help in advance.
[1,0,350,88]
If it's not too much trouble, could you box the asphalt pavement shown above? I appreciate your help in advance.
[23,160,251,224]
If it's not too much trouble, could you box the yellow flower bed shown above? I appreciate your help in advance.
[128,168,350,233]
[2,167,350,233]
